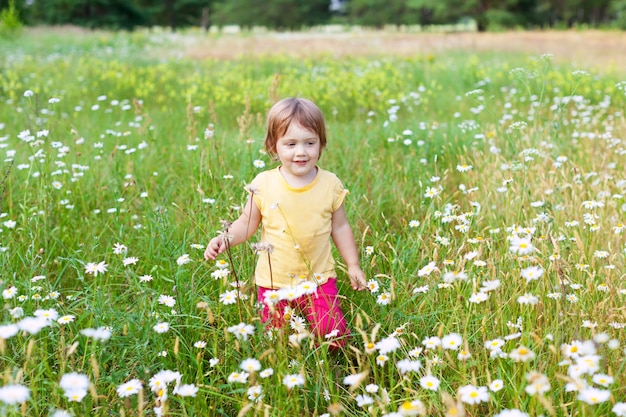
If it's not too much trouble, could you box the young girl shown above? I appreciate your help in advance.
[204,97,367,347]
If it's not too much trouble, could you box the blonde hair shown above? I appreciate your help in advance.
[264,97,327,158]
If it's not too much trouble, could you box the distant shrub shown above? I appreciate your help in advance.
[0,0,23,37]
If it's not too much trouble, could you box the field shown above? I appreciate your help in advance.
[1,27,626,416]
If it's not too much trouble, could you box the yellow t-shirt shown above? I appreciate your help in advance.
[250,167,348,289]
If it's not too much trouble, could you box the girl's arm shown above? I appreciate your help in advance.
[331,203,367,290]
[204,196,262,260]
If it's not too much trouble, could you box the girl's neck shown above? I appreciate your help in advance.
[279,166,318,188]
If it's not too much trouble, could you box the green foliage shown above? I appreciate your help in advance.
[1,0,625,31]
[610,0,626,29]
[212,0,330,29]
[18,0,148,30]
[0,0,22,37]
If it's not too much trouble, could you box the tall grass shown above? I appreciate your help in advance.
[0,28,625,416]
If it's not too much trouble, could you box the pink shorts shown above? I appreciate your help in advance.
[257,278,349,346]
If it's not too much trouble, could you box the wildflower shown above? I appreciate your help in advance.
[485,338,505,351]
[424,186,441,198]
[566,294,579,303]
[0,384,30,404]
[442,333,462,350]
[297,280,317,295]
[397,399,426,416]
[396,359,421,374]
[253,159,265,168]
[343,371,368,388]
[211,269,230,279]
[112,243,127,254]
[64,389,87,402]
[57,315,75,324]
[456,164,473,172]
[377,292,392,305]
[365,246,374,256]
[443,270,468,283]
[262,290,280,306]
[481,279,500,292]
[422,336,441,349]
[139,275,153,282]
[260,368,273,378]
[365,384,379,393]
[494,410,528,417]
[509,236,534,255]
[247,385,263,402]
[227,372,249,384]
[122,256,138,266]
[240,358,262,373]
[591,373,613,387]
[282,374,305,389]
[355,394,374,407]
[489,379,504,392]
[420,375,440,391]
[153,322,170,333]
[2,286,17,299]
[509,345,536,362]
[412,285,429,294]
[469,292,488,303]
[457,349,472,361]
[17,316,50,334]
[409,220,420,228]
[574,354,601,376]
[176,254,191,265]
[60,373,90,393]
[524,371,550,395]
[219,290,238,305]
[376,354,389,366]
[227,322,255,341]
[84,261,108,276]
[520,266,544,282]
[367,280,380,293]
[376,336,401,354]
[517,293,539,305]
[158,295,176,307]
[613,403,626,416]
[117,379,142,397]
[582,320,597,329]
[173,384,198,397]
[80,327,112,341]
[578,387,610,405]
[458,384,489,405]
[0,324,19,339]
[417,261,439,277]
[215,259,229,269]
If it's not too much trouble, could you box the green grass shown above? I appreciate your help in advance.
[0,28,625,416]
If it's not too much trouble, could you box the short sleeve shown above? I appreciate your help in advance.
[332,178,349,212]
[248,172,265,211]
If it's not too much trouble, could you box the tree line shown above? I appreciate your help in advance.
[2,0,626,31]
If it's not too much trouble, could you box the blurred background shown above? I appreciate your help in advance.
[1,0,625,33]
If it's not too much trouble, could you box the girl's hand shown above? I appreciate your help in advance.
[204,237,226,260]
[348,266,367,291]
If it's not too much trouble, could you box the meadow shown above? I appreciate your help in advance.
[0,27,626,416]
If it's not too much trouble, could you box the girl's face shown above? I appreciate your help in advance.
[275,122,321,187]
